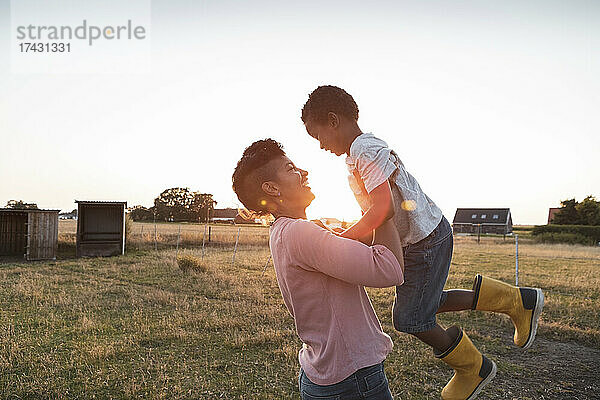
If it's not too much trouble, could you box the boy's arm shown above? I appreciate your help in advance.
[340,180,395,241]
[357,231,374,246]
[372,219,404,274]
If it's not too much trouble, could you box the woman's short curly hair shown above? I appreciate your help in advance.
[301,85,359,124]
[232,139,285,216]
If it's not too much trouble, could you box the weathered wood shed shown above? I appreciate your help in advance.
[0,208,59,260]
[76,201,127,257]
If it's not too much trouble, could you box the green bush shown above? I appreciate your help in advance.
[512,226,533,232]
[532,224,600,246]
[533,232,593,245]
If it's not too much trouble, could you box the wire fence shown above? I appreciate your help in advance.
[56,221,270,259]
[129,223,269,251]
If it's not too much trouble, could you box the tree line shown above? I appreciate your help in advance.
[551,195,600,226]
[4,200,39,209]
[4,190,216,224]
[129,187,215,223]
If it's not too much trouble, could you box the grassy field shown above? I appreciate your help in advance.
[1,223,599,399]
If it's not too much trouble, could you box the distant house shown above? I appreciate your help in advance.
[234,213,263,225]
[59,210,77,220]
[212,208,238,223]
[547,208,561,224]
[452,208,513,235]
[213,208,274,225]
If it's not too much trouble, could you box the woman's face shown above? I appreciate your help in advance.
[267,155,315,211]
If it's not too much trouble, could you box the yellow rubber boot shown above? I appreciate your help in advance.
[436,327,496,400]
[472,275,544,349]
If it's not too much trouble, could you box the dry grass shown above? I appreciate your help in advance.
[1,228,599,399]
[176,254,209,273]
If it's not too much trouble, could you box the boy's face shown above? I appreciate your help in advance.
[304,118,345,156]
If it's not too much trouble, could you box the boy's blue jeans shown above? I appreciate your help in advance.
[299,362,393,400]
[393,216,453,333]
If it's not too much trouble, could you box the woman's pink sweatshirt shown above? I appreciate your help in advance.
[269,217,404,385]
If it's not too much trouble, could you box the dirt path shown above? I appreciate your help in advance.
[483,334,600,399]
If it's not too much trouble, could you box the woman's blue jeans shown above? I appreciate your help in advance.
[299,362,394,399]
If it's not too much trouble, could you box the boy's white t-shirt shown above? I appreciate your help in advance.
[346,132,443,246]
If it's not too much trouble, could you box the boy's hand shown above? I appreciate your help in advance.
[311,220,344,235]
[311,219,332,231]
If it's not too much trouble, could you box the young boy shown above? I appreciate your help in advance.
[301,85,544,400]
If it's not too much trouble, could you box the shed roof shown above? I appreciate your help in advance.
[75,200,127,206]
[0,208,60,213]
[453,208,511,225]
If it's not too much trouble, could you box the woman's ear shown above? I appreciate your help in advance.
[261,181,280,197]
[328,112,339,128]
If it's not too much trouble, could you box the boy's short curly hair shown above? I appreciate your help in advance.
[232,139,286,216]
[301,85,359,124]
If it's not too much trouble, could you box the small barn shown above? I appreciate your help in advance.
[452,208,513,235]
[0,208,59,260]
[76,201,127,257]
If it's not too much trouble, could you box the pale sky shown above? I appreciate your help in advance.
[0,0,598,224]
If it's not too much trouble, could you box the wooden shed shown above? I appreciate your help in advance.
[0,208,59,260]
[76,201,127,257]
[452,208,513,235]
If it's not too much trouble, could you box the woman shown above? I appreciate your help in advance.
[232,139,404,399]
